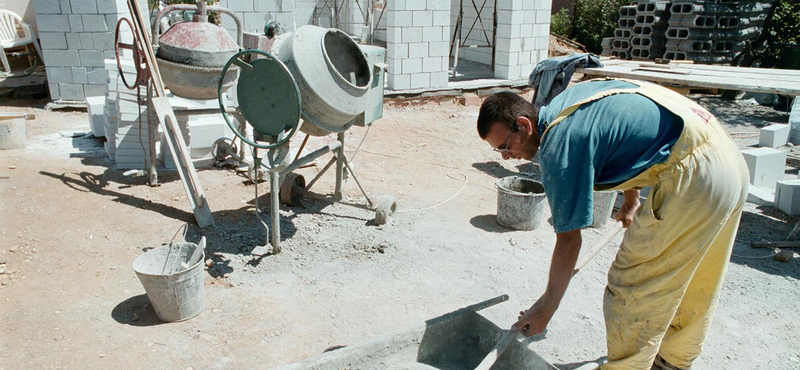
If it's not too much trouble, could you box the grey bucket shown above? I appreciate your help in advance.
[591,190,618,228]
[132,242,205,322]
[0,113,28,150]
[495,176,548,230]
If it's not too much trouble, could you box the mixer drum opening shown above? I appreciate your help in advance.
[323,30,371,88]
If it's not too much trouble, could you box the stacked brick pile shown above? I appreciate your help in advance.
[663,0,772,64]
[630,0,670,61]
[612,5,637,60]
[32,0,134,101]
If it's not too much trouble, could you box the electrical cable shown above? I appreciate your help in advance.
[396,172,469,213]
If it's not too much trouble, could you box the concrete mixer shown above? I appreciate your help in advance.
[218,25,393,256]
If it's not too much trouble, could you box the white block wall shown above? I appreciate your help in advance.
[217,0,296,39]
[32,0,148,101]
[493,0,550,80]
[386,0,451,90]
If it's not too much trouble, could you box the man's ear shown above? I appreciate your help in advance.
[516,116,534,135]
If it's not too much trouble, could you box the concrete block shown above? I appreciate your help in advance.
[406,0,425,11]
[59,83,85,100]
[44,50,81,67]
[747,186,774,207]
[413,11,432,27]
[430,71,448,88]
[388,43,409,59]
[58,0,71,14]
[87,68,107,84]
[385,57,402,75]
[775,180,800,215]
[428,0,449,11]
[408,43,428,58]
[422,57,441,73]
[103,50,116,59]
[187,115,234,156]
[32,0,62,14]
[82,15,109,32]
[389,10,412,27]
[520,24,533,38]
[228,0,254,11]
[85,84,108,98]
[410,73,430,89]
[390,0,406,11]
[86,96,106,137]
[789,98,800,143]
[386,27,402,43]
[65,32,81,50]
[46,67,73,83]
[244,12,267,31]
[459,93,481,106]
[429,41,449,57]
[741,147,787,188]
[68,14,83,32]
[71,0,98,14]
[96,0,121,13]
[402,27,423,43]
[422,26,442,42]
[80,50,105,67]
[433,11,449,26]
[36,15,70,32]
[92,32,115,50]
[255,0,280,12]
[48,83,60,100]
[80,33,94,49]
[402,58,423,74]
[71,67,87,84]
[760,124,790,148]
[39,32,68,50]
[388,73,411,90]
[536,10,549,24]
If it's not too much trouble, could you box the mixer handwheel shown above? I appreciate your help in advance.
[114,18,147,90]
[280,173,306,206]
[374,195,397,226]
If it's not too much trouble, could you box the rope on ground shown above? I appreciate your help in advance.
[347,125,371,163]
[396,172,468,214]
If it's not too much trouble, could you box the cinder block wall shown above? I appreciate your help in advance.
[386,0,451,90]
[217,0,297,38]
[32,0,146,101]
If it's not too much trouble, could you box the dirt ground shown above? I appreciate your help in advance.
[1,90,799,370]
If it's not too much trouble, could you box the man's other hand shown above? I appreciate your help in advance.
[614,189,641,227]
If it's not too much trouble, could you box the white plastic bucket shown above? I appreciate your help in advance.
[132,242,205,322]
[495,176,548,230]
[591,190,618,228]
[0,113,28,150]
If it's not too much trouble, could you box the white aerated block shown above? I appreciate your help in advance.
[775,180,800,215]
[86,96,106,137]
[741,147,786,188]
[759,124,790,148]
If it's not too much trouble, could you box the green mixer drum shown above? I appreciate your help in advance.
[236,56,301,138]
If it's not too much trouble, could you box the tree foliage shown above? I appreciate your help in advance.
[571,0,632,53]
[550,8,572,38]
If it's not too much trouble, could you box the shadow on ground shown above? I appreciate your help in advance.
[730,208,800,280]
[111,294,164,327]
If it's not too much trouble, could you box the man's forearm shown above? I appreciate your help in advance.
[542,230,583,310]
[623,189,640,205]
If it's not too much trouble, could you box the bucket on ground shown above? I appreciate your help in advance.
[132,241,205,322]
[591,190,618,228]
[0,113,29,150]
[495,176,548,231]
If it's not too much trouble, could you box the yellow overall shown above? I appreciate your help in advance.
[542,79,749,370]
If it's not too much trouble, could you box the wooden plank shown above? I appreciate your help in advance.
[599,64,793,85]
[577,66,800,96]
[634,67,692,75]
[751,241,800,249]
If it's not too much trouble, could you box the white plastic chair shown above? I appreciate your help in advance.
[0,9,43,73]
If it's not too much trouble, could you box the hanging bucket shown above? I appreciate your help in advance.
[495,176,548,230]
[591,190,618,228]
[132,241,205,322]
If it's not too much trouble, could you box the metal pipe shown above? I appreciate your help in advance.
[269,170,281,253]
[334,132,345,201]
[279,141,342,176]
[343,157,374,208]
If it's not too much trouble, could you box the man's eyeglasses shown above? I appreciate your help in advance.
[493,126,518,153]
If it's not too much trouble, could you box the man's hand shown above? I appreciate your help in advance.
[614,189,640,227]
[511,296,556,337]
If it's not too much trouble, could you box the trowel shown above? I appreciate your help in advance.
[473,222,624,370]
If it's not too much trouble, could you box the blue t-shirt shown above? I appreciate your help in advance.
[537,80,683,233]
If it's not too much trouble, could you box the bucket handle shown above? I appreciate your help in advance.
[161,223,189,274]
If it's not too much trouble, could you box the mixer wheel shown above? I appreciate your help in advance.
[374,195,397,226]
[280,173,306,206]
